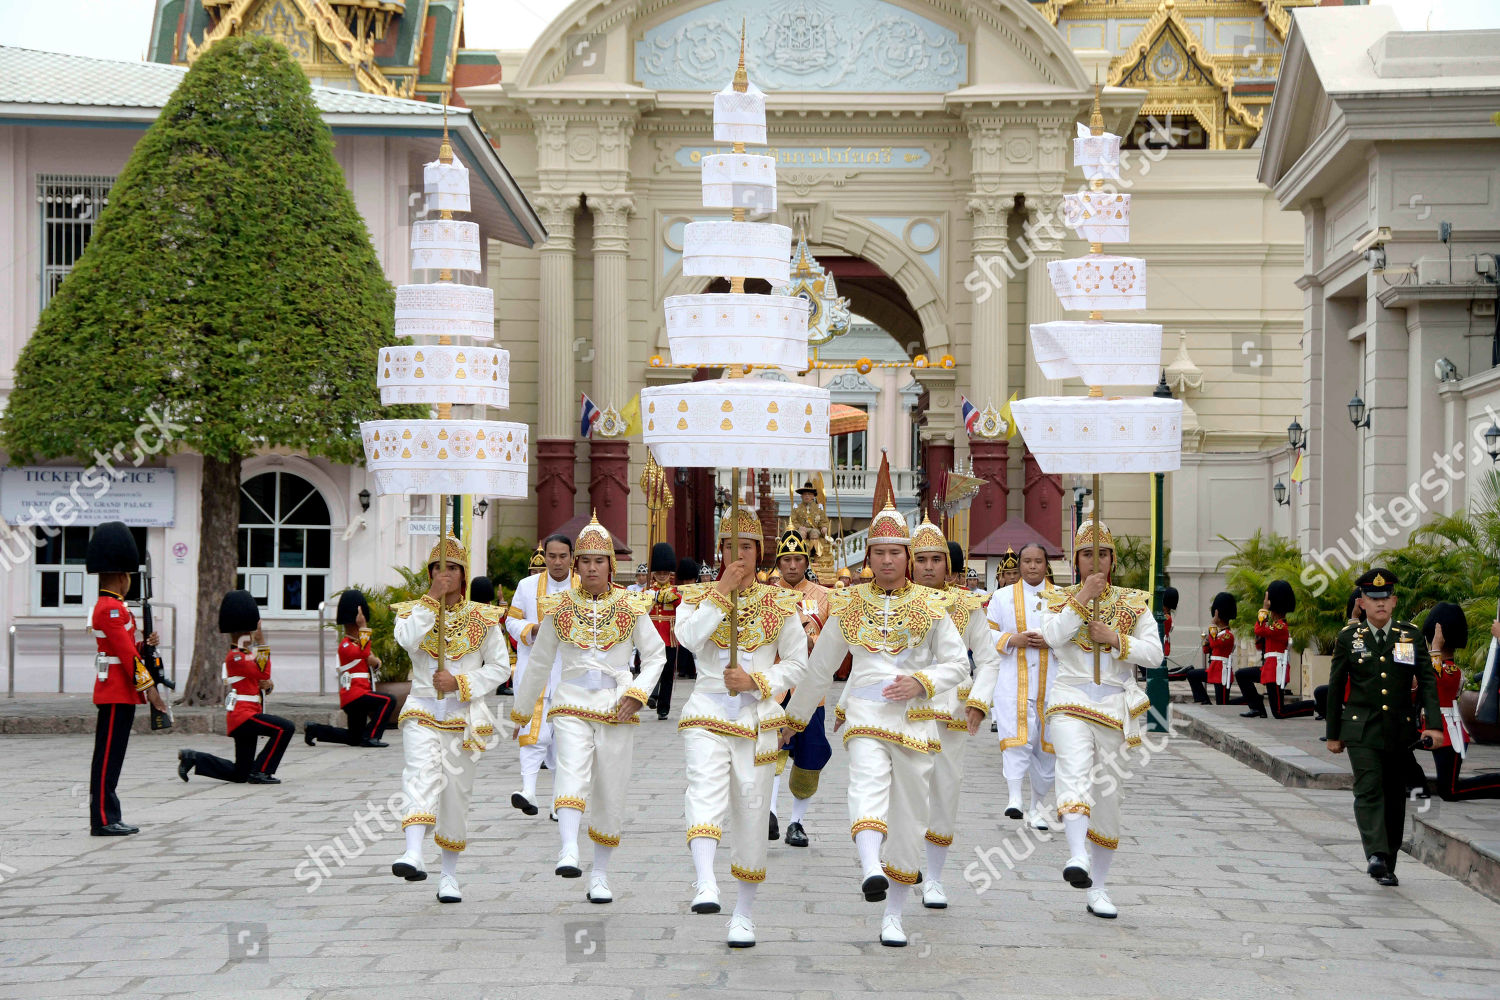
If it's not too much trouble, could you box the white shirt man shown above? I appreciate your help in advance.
[987,542,1058,830]
[505,535,574,816]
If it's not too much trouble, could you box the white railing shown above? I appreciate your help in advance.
[717,467,920,502]
[829,505,922,569]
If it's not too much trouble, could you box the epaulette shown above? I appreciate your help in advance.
[473,603,503,627]
[538,592,566,618]
[677,582,715,606]
[391,599,419,619]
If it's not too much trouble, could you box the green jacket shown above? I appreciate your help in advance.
[1325,619,1439,748]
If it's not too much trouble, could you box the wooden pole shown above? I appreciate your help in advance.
[1091,472,1101,685]
[437,493,448,684]
[829,442,845,569]
[729,467,741,671]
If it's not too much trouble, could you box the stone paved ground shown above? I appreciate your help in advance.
[1,699,1498,999]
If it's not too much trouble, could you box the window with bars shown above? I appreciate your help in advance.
[237,471,332,616]
[32,525,146,613]
[37,174,114,309]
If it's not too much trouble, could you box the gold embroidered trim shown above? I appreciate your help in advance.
[750,671,772,700]
[1057,801,1091,817]
[1046,584,1150,653]
[1086,829,1118,851]
[851,817,888,838]
[830,583,948,654]
[548,705,640,726]
[940,587,985,635]
[754,750,781,766]
[588,827,620,847]
[554,795,587,812]
[686,824,723,842]
[905,707,945,722]
[623,687,651,706]
[1046,703,1124,731]
[433,833,466,852]
[912,671,936,698]
[882,863,921,886]
[730,864,767,883]
[543,588,650,651]
[702,584,803,652]
[842,726,932,753]
[759,715,787,732]
[924,830,954,847]
[402,812,436,828]
[677,716,757,740]
[398,707,466,731]
[456,673,473,702]
[944,719,969,732]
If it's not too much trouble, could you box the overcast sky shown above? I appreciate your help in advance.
[1,0,1497,62]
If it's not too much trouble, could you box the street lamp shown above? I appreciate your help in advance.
[1348,393,1371,430]
[1273,480,1289,506]
[357,488,371,512]
[473,498,489,518]
[1287,419,1305,450]
[1485,422,1500,463]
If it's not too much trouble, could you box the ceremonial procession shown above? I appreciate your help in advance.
[2,1,1500,997]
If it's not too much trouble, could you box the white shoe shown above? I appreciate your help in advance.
[510,791,539,816]
[587,871,612,903]
[1026,807,1050,831]
[1063,854,1093,888]
[1086,887,1117,918]
[556,845,581,878]
[436,873,461,903]
[726,913,756,948]
[921,880,948,909]
[1004,801,1024,820]
[880,914,907,947]
[391,851,427,881]
[691,880,721,914]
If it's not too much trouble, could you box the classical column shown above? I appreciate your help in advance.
[1023,193,1067,549]
[966,193,1011,543]
[533,194,579,539]
[587,195,635,546]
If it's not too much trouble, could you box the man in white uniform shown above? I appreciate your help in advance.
[988,541,1058,830]
[513,514,667,904]
[674,507,808,947]
[505,533,574,816]
[781,502,970,947]
[389,534,512,904]
[1038,520,1162,919]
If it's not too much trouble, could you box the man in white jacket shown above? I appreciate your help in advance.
[504,533,575,816]
[988,541,1058,830]
[389,534,512,905]
[780,502,970,947]
[513,513,666,905]
[673,506,808,948]
[1038,520,1162,919]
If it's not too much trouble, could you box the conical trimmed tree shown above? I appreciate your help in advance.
[2,36,414,704]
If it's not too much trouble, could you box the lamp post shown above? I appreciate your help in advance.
[1348,393,1371,430]
[1273,480,1289,507]
[1485,422,1500,462]
[1147,371,1174,733]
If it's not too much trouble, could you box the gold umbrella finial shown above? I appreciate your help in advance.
[733,19,748,93]
[438,102,454,164]
[1090,69,1104,138]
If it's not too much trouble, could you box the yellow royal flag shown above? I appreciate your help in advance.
[999,391,1019,440]
[620,393,643,437]
[1290,452,1305,483]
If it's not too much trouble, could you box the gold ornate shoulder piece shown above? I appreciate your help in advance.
[472,603,503,628]
[677,582,716,607]
[537,591,567,618]
[391,599,419,619]
[827,586,858,620]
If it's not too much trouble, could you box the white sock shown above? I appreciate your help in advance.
[592,844,613,876]
[1064,813,1089,859]
[1031,788,1049,811]
[883,882,909,917]
[789,795,811,825]
[403,824,425,858]
[440,848,458,878]
[1088,841,1114,888]
[690,836,717,886]
[1005,777,1023,809]
[770,772,783,817]
[855,829,883,877]
[734,881,757,918]
[925,842,949,883]
[558,808,582,854]
[521,769,538,799]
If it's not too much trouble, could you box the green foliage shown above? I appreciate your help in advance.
[347,566,431,684]
[1,36,416,464]
[487,536,536,600]
[1112,534,1169,592]
[1216,530,1355,654]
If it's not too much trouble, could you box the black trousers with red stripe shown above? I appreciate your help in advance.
[90,703,136,830]
[1433,746,1500,801]
[188,714,295,782]
[307,693,395,745]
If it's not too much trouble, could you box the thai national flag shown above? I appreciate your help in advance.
[960,395,978,437]
[579,393,600,438]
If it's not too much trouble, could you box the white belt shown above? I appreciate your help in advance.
[225,690,262,711]
[98,656,122,665]
[1267,650,1290,687]
[849,680,897,702]
[1078,682,1124,702]
[338,670,370,691]
[707,691,752,715]
[1209,655,1231,681]
[1441,704,1466,758]
[570,669,624,692]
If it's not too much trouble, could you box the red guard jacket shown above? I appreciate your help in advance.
[336,636,374,708]
[1203,627,1235,686]
[91,591,153,706]
[224,646,271,733]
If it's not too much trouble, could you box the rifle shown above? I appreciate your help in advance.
[140,552,174,730]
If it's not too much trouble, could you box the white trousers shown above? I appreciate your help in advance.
[848,736,934,886]
[1001,711,1056,798]
[552,715,636,846]
[518,711,557,778]
[683,728,772,883]
[925,727,967,846]
[1049,714,1123,851]
[400,720,478,852]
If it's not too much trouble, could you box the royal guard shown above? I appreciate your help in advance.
[645,541,682,720]
[1236,580,1314,719]
[512,513,667,904]
[86,521,166,836]
[767,528,832,847]
[988,541,1059,831]
[834,565,854,589]
[780,502,970,947]
[1038,520,1164,919]
[386,534,511,903]
[673,508,808,947]
[527,545,546,576]
[177,591,295,786]
[997,547,1021,590]
[1193,593,1241,706]
[907,524,1002,911]
[1422,603,1500,800]
[505,533,575,817]
[1325,569,1441,887]
[304,589,396,748]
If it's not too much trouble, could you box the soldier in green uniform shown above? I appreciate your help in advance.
[1325,568,1442,887]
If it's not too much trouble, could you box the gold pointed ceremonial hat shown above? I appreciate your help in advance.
[1073,518,1114,553]
[867,500,911,546]
[576,510,616,573]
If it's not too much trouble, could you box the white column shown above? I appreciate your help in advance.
[534,195,578,441]
[590,195,634,411]
[1024,194,1066,399]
